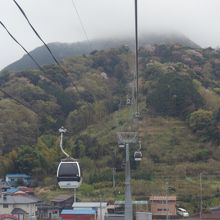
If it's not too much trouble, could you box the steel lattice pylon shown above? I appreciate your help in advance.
[117,132,137,220]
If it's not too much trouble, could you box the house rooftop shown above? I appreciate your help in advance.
[5,187,19,194]
[115,200,148,205]
[72,202,107,208]
[0,195,39,204]
[6,173,30,178]
[61,209,96,215]
[51,194,73,202]
[149,196,176,201]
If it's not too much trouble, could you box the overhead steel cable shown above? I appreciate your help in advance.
[12,0,61,68]
[134,0,139,117]
[0,87,39,116]
[12,0,79,93]
[70,0,92,51]
[0,21,43,116]
[0,21,46,74]
[0,21,60,117]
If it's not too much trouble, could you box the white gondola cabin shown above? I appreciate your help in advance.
[134,150,142,161]
[57,159,82,189]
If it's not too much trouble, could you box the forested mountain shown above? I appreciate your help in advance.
[3,32,199,72]
[1,42,220,212]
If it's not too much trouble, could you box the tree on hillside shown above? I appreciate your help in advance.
[13,145,47,176]
[91,48,129,82]
[146,72,204,117]
[38,79,77,115]
[66,103,95,133]
[189,109,220,142]
[154,44,172,62]
[0,99,39,153]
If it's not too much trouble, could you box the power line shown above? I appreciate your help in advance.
[12,0,70,76]
[0,21,46,74]
[134,0,139,117]
[0,21,45,116]
[12,0,79,93]
[0,21,78,113]
[0,87,39,116]
[12,0,61,67]
[70,0,92,51]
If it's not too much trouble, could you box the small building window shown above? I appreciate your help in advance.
[3,204,9,208]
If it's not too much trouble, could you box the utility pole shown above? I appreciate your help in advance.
[200,173,203,220]
[165,181,170,220]
[100,199,102,220]
[112,168,116,188]
[112,148,116,188]
[74,188,76,203]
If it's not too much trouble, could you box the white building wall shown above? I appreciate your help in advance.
[0,203,14,214]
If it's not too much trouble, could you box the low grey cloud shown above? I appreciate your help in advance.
[0,0,220,69]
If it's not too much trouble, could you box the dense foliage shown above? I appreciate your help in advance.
[146,72,203,117]
[2,44,220,212]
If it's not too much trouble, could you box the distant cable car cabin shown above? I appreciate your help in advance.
[126,98,131,105]
[134,150,142,161]
[57,158,82,189]
[126,94,132,105]
[135,111,141,119]
[134,140,142,161]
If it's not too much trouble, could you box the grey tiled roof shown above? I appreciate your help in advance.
[0,195,39,204]
[51,194,73,202]
[72,202,107,208]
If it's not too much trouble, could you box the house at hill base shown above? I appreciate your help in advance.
[5,174,31,187]
[60,202,107,220]
[149,195,176,217]
[36,202,60,220]
[61,209,97,220]
[0,194,39,220]
[50,194,74,210]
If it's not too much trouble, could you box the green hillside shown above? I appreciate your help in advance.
[1,44,220,213]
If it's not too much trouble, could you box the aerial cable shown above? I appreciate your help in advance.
[0,87,39,116]
[12,0,79,93]
[0,21,50,117]
[0,21,46,74]
[134,0,139,117]
[0,22,78,116]
[12,0,62,68]
[70,0,92,51]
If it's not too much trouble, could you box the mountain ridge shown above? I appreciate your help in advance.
[3,32,199,72]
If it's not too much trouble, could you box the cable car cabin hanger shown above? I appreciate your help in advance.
[56,127,82,189]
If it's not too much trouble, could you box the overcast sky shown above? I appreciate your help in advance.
[0,0,220,70]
